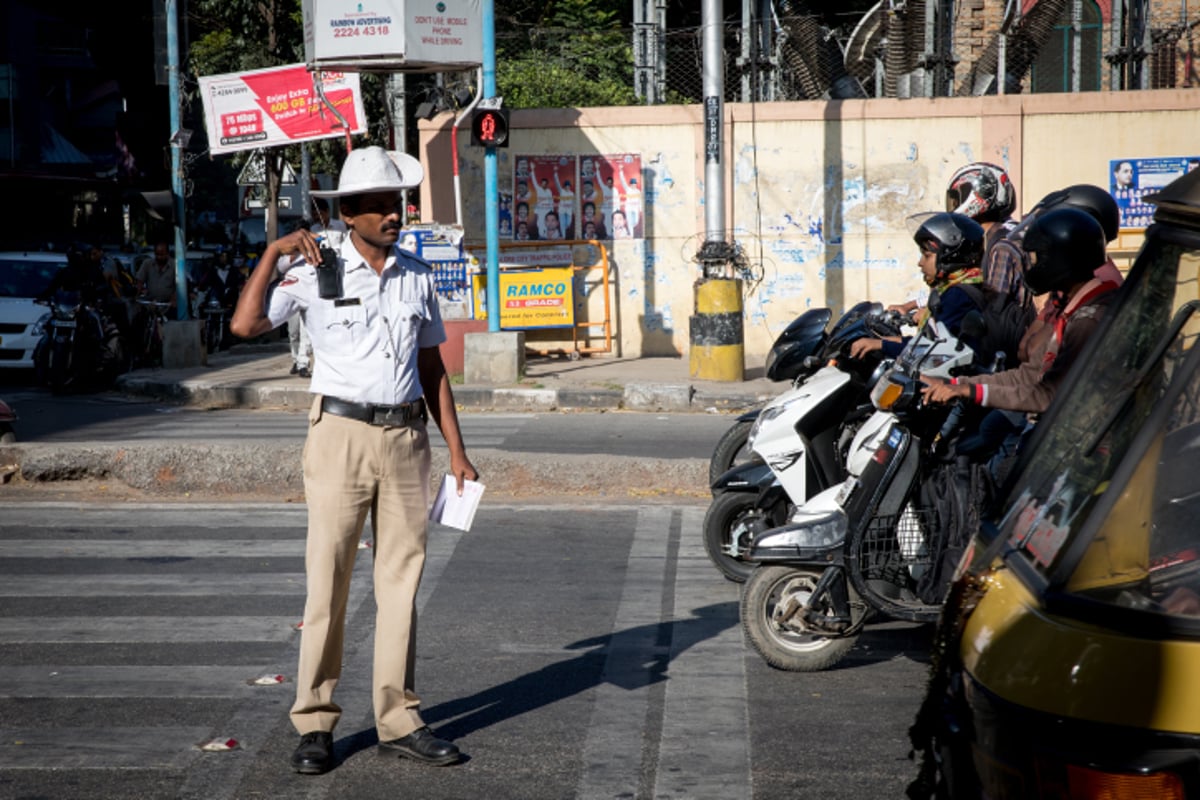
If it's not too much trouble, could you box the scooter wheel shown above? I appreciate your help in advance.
[702,491,766,582]
[741,565,858,672]
[709,419,755,486]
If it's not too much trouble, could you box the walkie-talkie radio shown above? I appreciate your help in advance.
[315,243,343,300]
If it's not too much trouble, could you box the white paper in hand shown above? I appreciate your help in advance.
[429,475,485,531]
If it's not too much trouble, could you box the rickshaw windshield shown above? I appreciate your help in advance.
[995,231,1200,618]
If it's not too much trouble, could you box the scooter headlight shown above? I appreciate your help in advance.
[756,509,848,550]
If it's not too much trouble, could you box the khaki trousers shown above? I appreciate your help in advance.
[290,397,432,741]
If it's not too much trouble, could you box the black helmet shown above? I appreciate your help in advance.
[1033,183,1120,242]
[945,162,1016,222]
[911,212,986,277]
[1022,207,1106,296]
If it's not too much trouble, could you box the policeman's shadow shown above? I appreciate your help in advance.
[415,601,737,741]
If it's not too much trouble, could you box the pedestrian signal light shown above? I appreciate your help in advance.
[470,108,510,148]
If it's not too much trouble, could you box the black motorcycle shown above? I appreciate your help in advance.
[34,291,127,393]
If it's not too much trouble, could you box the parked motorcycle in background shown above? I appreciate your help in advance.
[702,303,905,582]
[199,290,233,356]
[33,290,127,393]
[739,313,991,671]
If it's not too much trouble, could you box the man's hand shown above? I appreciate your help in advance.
[449,454,479,495]
[272,229,323,267]
[887,300,919,314]
[922,381,970,405]
[849,337,883,360]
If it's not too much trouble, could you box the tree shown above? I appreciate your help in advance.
[494,0,637,108]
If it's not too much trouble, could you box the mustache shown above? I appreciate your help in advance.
[382,222,401,232]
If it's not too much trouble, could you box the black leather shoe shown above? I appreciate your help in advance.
[378,727,462,765]
[289,363,299,375]
[291,731,334,775]
[296,366,311,379]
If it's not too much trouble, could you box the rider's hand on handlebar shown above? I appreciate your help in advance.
[921,381,970,405]
[886,300,919,315]
[848,337,883,360]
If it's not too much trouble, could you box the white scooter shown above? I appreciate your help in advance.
[702,304,904,581]
[739,313,989,671]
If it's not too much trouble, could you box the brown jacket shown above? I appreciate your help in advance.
[958,279,1118,413]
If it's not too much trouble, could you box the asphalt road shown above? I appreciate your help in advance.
[0,502,933,800]
[1,388,735,461]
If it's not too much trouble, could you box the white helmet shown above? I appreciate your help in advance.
[945,162,1016,223]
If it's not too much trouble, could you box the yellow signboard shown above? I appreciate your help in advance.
[471,267,575,329]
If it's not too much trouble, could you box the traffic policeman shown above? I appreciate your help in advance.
[230,145,478,775]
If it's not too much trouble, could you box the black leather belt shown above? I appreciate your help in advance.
[321,396,426,427]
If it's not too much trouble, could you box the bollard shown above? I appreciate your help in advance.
[689,277,744,381]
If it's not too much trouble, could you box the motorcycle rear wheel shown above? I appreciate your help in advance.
[741,565,858,672]
[709,418,755,487]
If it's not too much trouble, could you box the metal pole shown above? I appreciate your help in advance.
[702,0,724,246]
[300,144,312,224]
[166,0,187,321]
[483,0,501,334]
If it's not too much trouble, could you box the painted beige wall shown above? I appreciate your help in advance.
[418,89,1199,363]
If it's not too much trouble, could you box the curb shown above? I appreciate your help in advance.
[0,442,710,502]
[115,375,768,413]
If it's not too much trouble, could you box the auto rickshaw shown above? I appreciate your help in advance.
[909,166,1200,799]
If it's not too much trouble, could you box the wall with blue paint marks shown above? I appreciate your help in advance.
[436,92,1199,360]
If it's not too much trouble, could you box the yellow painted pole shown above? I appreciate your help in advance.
[689,277,744,381]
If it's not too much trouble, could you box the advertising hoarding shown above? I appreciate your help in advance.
[302,0,482,72]
[198,64,366,155]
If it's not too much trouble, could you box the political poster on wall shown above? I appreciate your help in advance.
[198,64,366,155]
[1110,156,1200,229]
[513,155,578,241]
[581,154,643,239]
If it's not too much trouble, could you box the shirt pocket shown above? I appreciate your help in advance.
[397,300,428,353]
[318,302,367,355]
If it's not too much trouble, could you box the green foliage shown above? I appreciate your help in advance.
[494,0,637,108]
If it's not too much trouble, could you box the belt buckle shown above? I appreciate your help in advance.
[373,406,407,427]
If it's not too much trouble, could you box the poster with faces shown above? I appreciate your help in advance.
[513,155,578,241]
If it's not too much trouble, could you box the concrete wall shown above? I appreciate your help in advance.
[417,88,1199,362]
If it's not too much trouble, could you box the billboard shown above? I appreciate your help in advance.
[302,0,482,72]
[198,64,367,155]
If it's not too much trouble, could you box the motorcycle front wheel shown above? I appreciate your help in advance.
[702,490,784,582]
[741,565,859,672]
[709,418,755,487]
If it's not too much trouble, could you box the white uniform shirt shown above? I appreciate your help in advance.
[264,235,446,405]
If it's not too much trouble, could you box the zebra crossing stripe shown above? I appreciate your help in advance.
[2,666,290,699]
[0,727,213,770]
[0,616,298,644]
[1,540,305,558]
[654,507,751,800]
[0,574,307,597]
[575,506,673,800]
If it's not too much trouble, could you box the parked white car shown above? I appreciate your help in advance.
[0,252,69,369]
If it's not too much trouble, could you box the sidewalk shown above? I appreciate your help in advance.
[114,344,782,413]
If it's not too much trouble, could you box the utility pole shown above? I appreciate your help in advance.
[690,0,744,382]
[166,0,187,321]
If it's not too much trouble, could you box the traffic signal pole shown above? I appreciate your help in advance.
[482,0,501,333]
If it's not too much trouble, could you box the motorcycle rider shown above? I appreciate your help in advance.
[923,207,1119,438]
[891,162,1020,314]
[192,248,245,351]
[925,190,1126,480]
[851,212,989,362]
